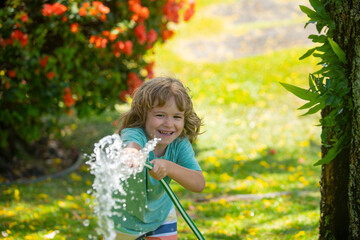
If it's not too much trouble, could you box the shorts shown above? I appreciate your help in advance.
[115,207,177,240]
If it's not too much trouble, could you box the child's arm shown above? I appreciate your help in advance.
[149,159,206,193]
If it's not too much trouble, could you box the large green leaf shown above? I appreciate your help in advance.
[279,82,319,101]
[299,48,316,60]
[299,5,321,21]
[328,38,347,64]
[313,133,348,166]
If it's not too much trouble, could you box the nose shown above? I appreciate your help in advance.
[163,117,173,127]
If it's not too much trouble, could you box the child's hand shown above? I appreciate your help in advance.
[149,159,170,180]
[123,147,141,168]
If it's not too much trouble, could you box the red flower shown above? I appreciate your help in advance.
[82,2,90,8]
[269,149,277,155]
[92,1,110,14]
[109,33,117,41]
[118,90,130,102]
[42,4,53,16]
[145,61,155,79]
[102,31,110,37]
[39,55,49,68]
[163,0,180,23]
[127,72,143,94]
[42,3,67,16]
[63,87,75,107]
[79,7,87,16]
[20,34,28,47]
[10,30,28,47]
[46,71,56,80]
[123,40,133,56]
[52,3,67,16]
[161,29,174,42]
[11,30,23,40]
[184,0,195,21]
[147,29,158,44]
[134,23,147,44]
[90,35,108,48]
[7,70,16,78]
[20,13,29,23]
[139,6,149,19]
[70,23,79,33]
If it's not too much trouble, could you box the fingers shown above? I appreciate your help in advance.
[149,159,168,180]
[123,148,141,168]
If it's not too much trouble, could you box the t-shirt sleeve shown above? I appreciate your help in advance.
[175,139,202,171]
[120,128,147,148]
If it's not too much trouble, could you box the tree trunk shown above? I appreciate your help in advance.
[348,5,360,239]
[320,0,360,239]
[319,108,350,239]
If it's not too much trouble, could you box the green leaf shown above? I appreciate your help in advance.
[299,5,321,21]
[299,48,316,60]
[301,102,324,116]
[298,100,320,110]
[328,38,347,63]
[309,0,324,12]
[279,82,319,101]
[313,143,341,166]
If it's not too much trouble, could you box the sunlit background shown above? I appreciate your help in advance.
[1,0,323,239]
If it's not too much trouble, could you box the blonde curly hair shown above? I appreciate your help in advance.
[118,76,202,143]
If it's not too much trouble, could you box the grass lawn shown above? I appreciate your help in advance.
[0,0,322,239]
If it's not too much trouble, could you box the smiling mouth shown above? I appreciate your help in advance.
[158,130,175,136]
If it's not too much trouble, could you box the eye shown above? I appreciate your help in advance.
[174,115,183,119]
[156,114,165,118]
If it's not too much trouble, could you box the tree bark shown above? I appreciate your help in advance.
[319,109,350,239]
[320,0,360,239]
[348,4,360,239]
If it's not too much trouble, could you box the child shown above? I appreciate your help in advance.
[114,76,205,240]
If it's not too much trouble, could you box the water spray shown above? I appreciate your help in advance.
[86,134,204,240]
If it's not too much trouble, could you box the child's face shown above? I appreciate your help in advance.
[145,97,185,154]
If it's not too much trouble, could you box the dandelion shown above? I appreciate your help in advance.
[294,230,306,238]
[219,173,232,182]
[14,188,20,201]
[260,160,270,168]
[70,173,82,181]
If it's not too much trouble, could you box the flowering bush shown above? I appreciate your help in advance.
[0,0,195,157]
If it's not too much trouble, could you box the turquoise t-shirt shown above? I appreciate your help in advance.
[112,128,201,234]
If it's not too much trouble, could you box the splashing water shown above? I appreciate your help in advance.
[86,134,160,240]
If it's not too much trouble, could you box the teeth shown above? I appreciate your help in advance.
[159,130,173,135]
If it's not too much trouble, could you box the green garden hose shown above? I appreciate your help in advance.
[144,162,205,240]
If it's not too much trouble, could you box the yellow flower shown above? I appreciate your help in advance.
[207,182,217,190]
[14,189,20,201]
[234,154,247,161]
[262,199,272,209]
[260,161,270,168]
[299,140,309,147]
[219,173,232,182]
[70,173,82,181]
[294,230,306,238]
[58,201,66,208]
[66,195,74,201]
[248,227,258,236]
[218,198,227,206]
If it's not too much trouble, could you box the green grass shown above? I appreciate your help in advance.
[0,0,322,239]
